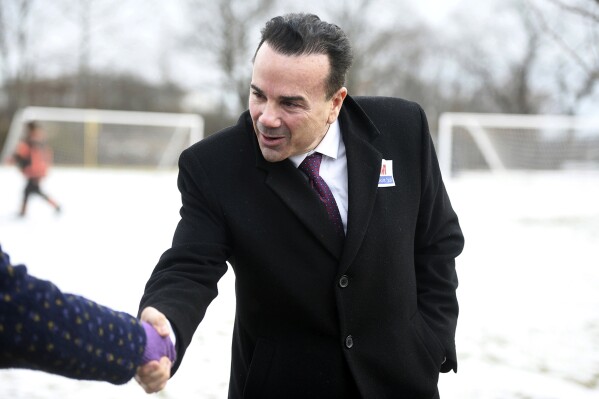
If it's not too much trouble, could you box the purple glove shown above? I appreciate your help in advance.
[141,321,177,364]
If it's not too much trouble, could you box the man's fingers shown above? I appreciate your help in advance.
[135,357,172,393]
[140,306,170,337]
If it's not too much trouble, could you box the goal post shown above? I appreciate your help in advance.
[437,112,599,178]
[1,106,204,169]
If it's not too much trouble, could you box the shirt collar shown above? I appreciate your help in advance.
[289,120,341,168]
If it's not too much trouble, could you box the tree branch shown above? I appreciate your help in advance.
[528,0,594,74]
[547,0,599,23]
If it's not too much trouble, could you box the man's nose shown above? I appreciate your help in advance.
[259,102,281,128]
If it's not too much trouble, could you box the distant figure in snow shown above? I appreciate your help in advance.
[10,121,61,217]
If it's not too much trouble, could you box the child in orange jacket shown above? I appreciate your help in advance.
[11,121,61,216]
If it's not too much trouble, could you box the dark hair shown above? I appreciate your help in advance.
[26,121,39,131]
[254,13,353,99]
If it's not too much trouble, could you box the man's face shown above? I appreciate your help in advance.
[249,43,347,162]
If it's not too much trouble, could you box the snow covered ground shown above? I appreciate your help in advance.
[1,166,598,398]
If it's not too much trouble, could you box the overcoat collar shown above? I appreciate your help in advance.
[338,96,382,273]
[253,95,382,270]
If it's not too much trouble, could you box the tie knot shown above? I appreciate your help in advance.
[298,152,322,180]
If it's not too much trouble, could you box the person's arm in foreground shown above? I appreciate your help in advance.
[0,245,175,386]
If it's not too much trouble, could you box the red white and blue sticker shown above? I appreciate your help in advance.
[378,159,395,187]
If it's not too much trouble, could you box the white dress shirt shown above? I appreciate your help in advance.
[289,120,348,233]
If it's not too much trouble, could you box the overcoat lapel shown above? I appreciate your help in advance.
[338,97,382,273]
[263,160,344,259]
[251,114,344,260]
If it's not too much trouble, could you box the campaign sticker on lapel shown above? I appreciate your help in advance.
[378,159,395,187]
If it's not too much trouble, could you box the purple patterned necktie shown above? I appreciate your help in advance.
[299,153,345,237]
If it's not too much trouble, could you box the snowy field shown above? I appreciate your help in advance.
[1,165,598,398]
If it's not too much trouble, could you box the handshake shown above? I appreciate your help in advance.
[135,307,177,393]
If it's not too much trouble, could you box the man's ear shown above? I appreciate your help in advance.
[327,87,348,124]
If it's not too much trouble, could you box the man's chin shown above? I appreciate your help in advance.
[259,146,288,163]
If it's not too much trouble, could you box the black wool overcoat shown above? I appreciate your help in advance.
[139,95,464,398]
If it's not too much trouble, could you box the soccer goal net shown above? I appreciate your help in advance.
[1,107,204,169]
[437,112,599,177]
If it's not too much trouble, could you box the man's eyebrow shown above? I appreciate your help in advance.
[250,83,263,94]
[250,84,306,103]
[280,95,306,103]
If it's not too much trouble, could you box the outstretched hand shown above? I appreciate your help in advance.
[135,357,172,393]
[135,307,173,393]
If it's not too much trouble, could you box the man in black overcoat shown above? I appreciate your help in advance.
[136,13,464,399]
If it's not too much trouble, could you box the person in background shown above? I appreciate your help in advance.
[0,244,175,388]
[137,13,464,398]
[10,121,61,217]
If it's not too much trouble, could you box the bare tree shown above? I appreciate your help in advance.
[322,0,431,97]
[477,11,543,114]
[527,0,599,113]
[184,0,277,114]
[0,3,9,83]
[430,0,559,116]
[0,0,35,143]
[4,0,34,109]
[76,0,92,106]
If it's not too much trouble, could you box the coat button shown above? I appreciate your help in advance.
[345,335,354,349]
[339,275,349,288]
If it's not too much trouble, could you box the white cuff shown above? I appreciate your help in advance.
[165,318,177,345]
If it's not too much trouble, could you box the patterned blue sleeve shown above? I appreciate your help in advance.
[0,246,146,384]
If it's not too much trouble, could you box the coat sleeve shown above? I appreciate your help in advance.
[414,105,464,373]
[0,247,146,384]
[138,147,231,374]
